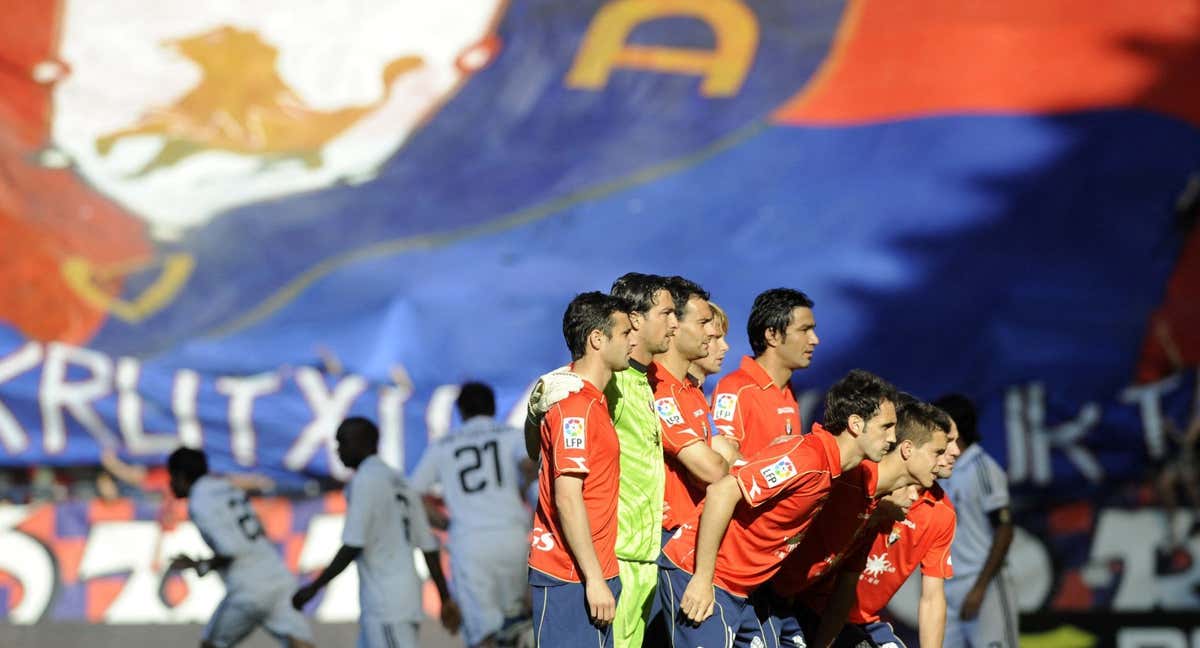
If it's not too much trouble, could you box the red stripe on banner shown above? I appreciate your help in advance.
[773,0,1200,127]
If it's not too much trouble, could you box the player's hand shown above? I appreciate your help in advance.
[292,582,320,611]
[440,599,463,634]
[679,576,715,625]
[527,369,583,419]
[584,578,616,627]
[959,585,985,620]
[168,554,197,572]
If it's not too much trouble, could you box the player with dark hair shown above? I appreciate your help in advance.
[657,369,898,648]
[166,447,314,648]
[710,288,818,464]
[410,382,532,648]
[764,399,951,648]
[524,274,678,648]
[528,292,634,647]
[834,402,963,648]
[293,417,457,648]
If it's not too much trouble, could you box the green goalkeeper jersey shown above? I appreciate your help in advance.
[605,358,664,563]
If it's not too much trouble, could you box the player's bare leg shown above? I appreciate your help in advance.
[287,636,315,648]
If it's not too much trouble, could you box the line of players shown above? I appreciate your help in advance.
[523,274,1018,648]
[159,272,1016,648]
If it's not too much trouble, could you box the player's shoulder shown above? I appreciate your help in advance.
[713,367,756,393]
[551,389,607,421]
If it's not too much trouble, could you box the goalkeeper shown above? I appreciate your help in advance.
[525,273,679,648]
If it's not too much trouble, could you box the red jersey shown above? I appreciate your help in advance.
[849,483,957,624]
[662,426,842,597]
[649,361,716,532]
[711,356,802,458]
[529,379,621,582]
[771,460,880,599]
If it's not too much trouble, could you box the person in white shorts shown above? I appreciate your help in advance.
[937,395,1019,648]
[292,417,460,648]
[167,448,314,648]
[411,381,534,648]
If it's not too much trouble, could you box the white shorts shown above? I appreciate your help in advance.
[358,616,419,648]
[944,570,1019,648]
[203,584,313,648]
[450,529,530,646]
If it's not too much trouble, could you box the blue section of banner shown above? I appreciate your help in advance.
[2,106,1199,497]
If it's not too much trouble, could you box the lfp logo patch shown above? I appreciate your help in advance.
[655,398,685,426]
[713,393,737,421]
[562,417,586,449]
[760,456,797,487]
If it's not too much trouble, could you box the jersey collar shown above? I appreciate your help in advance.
[809,422,844,479]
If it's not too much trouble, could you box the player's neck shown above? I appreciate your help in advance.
[754,352,793,389]
[629,345,654,366]
[660,349,691,382]
[834,432,866,471]
[874,453,916,494]
[571,355,612,393]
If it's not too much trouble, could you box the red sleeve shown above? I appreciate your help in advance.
[734,442,825,508]
[658,390,704,456]
[544,399,596,477]
[920,508,956,578]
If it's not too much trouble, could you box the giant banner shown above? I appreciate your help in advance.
[3,0,1200,634]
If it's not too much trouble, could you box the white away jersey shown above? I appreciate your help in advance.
[941,444,1010,579]
[343,455,438,622]
[188,475,293,593]
[410,416,530,543]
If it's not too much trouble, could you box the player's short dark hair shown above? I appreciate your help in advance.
[167,447,208,482]
[457,381,496,419]
[562,292,634,361]
[896,399,951,447]
[747,288,814,356]
[824,369,898,434]
[610,273,672,315]
[337,416,380,448]
[666,276,710,320]
[933,394,979,447]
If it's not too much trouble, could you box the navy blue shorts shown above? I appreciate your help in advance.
[530,571,622,648]
[656,558,767,648]
[756,588,818,648]
[833,621,906,648]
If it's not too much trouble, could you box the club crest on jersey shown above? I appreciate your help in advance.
[655,397,685,426]
[562,417,586,448]
[760,456,797,487]
[713,393,737,421]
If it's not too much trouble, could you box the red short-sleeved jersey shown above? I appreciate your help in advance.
[711,356,802,459]
[770,460,880,598]
[650,361,716,532]
[662,427,842,597]
[529,379,621,582]
[849,483,957,624]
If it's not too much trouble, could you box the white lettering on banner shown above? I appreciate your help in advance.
[40,342,118,454]
[116,357,181,455]
[216,373,282,466]
[285,368,367,477]
[1084,510,1200,611]
[378,384,409,470]
[425,384,461,443]
[1119,372,1188,460]
[297,513,360,622]
[0,342,42,453]
[1005,382,1102,485]
[172,369,203,448]
[79,520,173,622]
[0,506,55,623]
